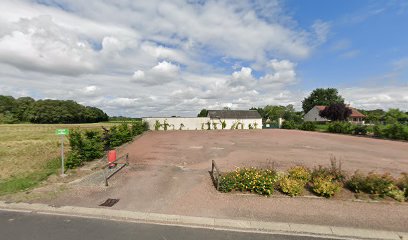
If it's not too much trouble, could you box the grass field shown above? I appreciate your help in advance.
[0,123,118,195]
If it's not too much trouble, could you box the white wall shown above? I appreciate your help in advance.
[304,107,328,122]
[142,117,263,130]
[143,117,210,130]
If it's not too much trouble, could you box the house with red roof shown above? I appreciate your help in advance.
[304,105,366,124]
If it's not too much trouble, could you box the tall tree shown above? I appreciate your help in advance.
[319,103,352,121]
[197,109,208,117]
[302,88,344,113]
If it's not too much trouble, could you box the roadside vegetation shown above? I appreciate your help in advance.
[0,123,117,195]
[66,122,148,168]
[218,159,408,202]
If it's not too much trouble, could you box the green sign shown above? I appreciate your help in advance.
[55,129,69,135]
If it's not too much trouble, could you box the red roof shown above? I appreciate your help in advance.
[315,106,365,118]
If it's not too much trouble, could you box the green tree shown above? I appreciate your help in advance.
[0,95,16,113]
[384,108,408,124]
[197,109,208,117]
[359,109,385,124]
[14,97,35,122]
[302,88,344,113]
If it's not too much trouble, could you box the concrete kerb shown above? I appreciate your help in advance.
[0,201,405,240]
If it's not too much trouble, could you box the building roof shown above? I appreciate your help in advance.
[207,110,261,119]
[314,105,366,118]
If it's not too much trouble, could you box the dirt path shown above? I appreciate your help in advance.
[38,130,408,231]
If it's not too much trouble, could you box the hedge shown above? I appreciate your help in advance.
[65,121,148,169]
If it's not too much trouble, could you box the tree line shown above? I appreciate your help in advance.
[0,95,109,124]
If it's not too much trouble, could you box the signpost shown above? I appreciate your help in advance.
[56,129,69,176]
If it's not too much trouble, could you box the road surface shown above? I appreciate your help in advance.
[0,210,336,240]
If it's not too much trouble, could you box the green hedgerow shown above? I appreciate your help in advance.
[281,120,297,129]
[311,175,342,198]
[278,176,305,197]
[299,122,316,131]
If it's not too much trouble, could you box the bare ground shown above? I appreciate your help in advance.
[33,130,408,231]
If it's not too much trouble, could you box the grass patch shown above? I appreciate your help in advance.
[0,157,60,195]
[0,123,119,195]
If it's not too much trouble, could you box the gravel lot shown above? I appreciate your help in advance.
[45,130,408,231]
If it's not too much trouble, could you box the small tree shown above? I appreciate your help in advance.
[197,109,208,117]
[319,103,352,121]
[179,123,185,130]
[212,122,218,130]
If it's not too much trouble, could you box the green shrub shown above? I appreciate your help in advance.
[131,121,148,136]
[311,157,346,183]
[218,168,277,196]
[311,176,341,198]
[382,123,407,140]
[353,125,367,135]
[278,176,305,196]
[65,151,84,169]
[346,171,366,193]
[154,120,161,130]
[346,171,396,197]
[397,173,408,199]
[299,122,316,131]
[81,130,104,161]
[387,188,405,202]
[373,125,383,137]
[281,120,297,129]
[221,120,227,129]
[327,121,353,134]
[287,166,311,183]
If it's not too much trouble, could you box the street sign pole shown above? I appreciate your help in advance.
[56,129,69,177]
[61,134,65,176]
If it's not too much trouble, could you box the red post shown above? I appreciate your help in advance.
[108,150,117,168]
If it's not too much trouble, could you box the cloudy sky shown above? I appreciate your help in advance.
[0,0,407,117]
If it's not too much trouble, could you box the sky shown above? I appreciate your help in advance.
[0,0,407,117]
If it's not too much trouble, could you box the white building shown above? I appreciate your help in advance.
[143,110,263,130]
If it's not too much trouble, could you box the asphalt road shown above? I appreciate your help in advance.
[0,210,336,240]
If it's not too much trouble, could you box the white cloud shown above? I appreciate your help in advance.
[260,59,297,87]
[311,20,331,45]
[1,1,406,117]
[132,61,180,86]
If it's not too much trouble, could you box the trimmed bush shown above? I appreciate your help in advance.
[281,120,297,129]
[278,176,305,196]
[353,125,367,135]
[299,122,316,131]
[327,121,353,134]
[218,168,277,196]
[311,176,341,198]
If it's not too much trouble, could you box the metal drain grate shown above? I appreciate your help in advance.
[99,198,119,207]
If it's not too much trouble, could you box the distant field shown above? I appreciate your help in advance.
[0,123,118,195]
